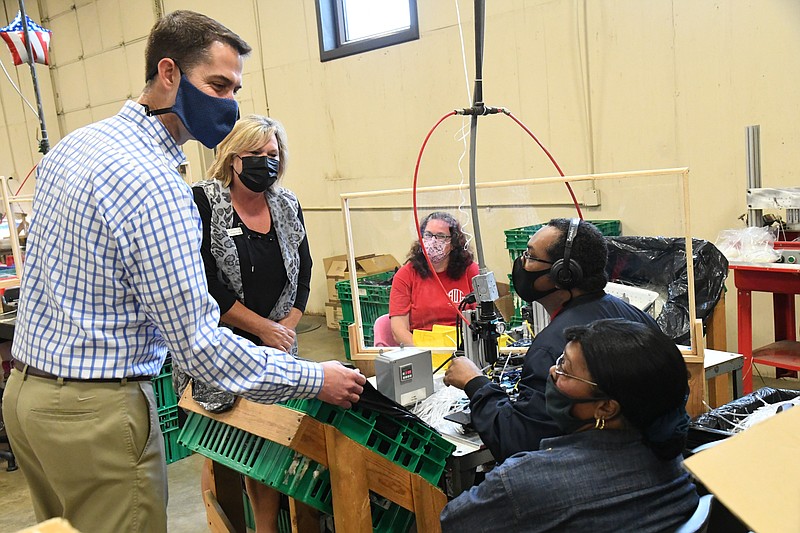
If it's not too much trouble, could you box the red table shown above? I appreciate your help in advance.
[730,261,800,393]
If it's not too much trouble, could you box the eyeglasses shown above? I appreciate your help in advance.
[422,231,450,242]
[554,354,600,387]
[522,250,554,265]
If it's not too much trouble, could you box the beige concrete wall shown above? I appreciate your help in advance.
[2,0,798,361]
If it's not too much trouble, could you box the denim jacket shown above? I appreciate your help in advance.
[441,430,698,532]
[466,292,658,462]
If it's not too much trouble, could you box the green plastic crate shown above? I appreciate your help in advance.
[154,356,191,464]
[178,413,335,514]
[178,398,455,531]
[284,398,454,485]
[178,415,425,532]
[504,219,621,262]
[158,356,173,377]
[371,495,414,533]
[152,373,178,410]
[339,320,374,359]
[163,426,192,464]
[158,405,181,433]
[335,271,394,325]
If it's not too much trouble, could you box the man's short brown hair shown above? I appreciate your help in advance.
[144,10,251,83]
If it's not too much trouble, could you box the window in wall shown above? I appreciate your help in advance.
[315,0,419,62]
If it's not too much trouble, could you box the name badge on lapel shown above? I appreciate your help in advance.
[226,227,243,237]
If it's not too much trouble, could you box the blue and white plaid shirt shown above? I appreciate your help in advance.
[12,100,323,403]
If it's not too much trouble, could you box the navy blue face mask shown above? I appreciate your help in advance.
[147,74,238,149]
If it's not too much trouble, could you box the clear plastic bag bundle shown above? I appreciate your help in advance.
[714,226,781,263]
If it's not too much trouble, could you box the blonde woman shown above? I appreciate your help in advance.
[193,115,311,532]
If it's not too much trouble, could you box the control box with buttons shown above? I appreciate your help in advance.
[777,249,800,264]
[375,347,433,407]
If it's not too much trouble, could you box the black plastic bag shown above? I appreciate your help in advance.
[691,387,800,432]
[355,380,427,425]
[687,387,800,449]
[605,237,728,343]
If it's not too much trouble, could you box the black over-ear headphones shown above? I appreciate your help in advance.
[549,218,583,290]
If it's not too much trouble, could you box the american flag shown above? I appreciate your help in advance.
[0,11,52,66]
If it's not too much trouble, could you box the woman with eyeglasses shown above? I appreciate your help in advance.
[441,319,699,532]
[388,211,479,346]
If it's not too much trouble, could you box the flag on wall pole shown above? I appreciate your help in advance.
[0,1,51,154]
[0,11,51,66]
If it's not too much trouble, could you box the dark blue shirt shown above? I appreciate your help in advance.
[441,430,698,532]
[466,291,659,462]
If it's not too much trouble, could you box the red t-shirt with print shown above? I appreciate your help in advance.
[389,261,480,331]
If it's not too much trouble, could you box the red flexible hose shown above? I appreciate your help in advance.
[15,164,37,196]
[504,111,583,219]
[410,109,585,329]
[411,111,472,326]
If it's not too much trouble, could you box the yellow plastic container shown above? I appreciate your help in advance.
[413,325,457,371]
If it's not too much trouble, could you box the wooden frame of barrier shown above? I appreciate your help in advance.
[0,176,30,289]
[178,385,448,533]
[340,167,707,416]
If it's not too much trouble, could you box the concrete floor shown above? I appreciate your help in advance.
[1,314,799,532]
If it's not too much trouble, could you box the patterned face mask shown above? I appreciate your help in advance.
[423,237,449,264]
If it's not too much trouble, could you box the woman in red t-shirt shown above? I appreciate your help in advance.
[389,212,479,345]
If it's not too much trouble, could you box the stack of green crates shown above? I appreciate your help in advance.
[152,356,192,464]
[177,398,455,532]
[504,220,621,326]
[335,270,394,358]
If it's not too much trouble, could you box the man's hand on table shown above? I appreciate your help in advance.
[443,357,483,390]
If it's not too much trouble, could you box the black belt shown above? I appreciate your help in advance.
[14,361,153,383]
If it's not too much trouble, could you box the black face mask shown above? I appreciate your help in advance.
[235,156,279,192]
[545,374,607,434]
[511,255,558,303]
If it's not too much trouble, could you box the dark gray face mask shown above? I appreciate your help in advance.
[236,156,279,192]
[544,374,607,434]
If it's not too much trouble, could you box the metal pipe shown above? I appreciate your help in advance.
[18,0,49,154]
[745,125,761,227]
[469,0,486,268]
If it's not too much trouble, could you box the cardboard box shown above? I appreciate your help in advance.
[683,405,800,532]
[323,254,400,301]
[323,253,400,279]
[494,282,514,322]
[324,302,343,330]
[326,278,340,302]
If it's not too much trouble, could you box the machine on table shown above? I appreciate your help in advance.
[375,347,434,407]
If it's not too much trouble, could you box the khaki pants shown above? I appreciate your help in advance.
[2,369,168,533]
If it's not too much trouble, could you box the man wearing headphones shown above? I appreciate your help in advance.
[445,218,658,463]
